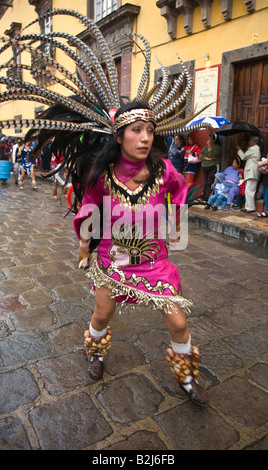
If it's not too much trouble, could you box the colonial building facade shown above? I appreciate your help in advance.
[0,0,267,160]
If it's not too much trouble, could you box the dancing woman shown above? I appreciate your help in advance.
[73,101,208,407]
[0,9,212,407]
[18,140,37,190]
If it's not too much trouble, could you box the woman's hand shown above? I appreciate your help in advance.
[78,245,91,261]
[78,245,91,270]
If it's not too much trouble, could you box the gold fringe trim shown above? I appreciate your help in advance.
[86,259,193,315]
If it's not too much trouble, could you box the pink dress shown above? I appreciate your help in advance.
[73,157,192,314]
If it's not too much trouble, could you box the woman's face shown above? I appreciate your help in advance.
[187,136,193,145]
[207,137,214,146]
[232,159,240,170]
[116,120,154,162]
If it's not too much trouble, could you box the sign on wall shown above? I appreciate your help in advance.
[193,66,220,117]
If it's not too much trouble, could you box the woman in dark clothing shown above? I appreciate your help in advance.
[168,135,185,174]
[199,134,221,202]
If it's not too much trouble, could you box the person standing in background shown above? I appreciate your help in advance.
[184,135,201,185]
[18,140,38,190]
[0,138,11,185]
[237,136,261,213]
[257,151,268,218]
[12,138,23,185]
[168,135,185,174]
[199,134,221,202]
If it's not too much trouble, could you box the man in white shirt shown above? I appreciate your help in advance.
[237,136,261,213]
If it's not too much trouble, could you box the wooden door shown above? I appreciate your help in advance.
[231,58,268,155]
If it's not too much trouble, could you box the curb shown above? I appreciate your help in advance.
[188,211,268,248]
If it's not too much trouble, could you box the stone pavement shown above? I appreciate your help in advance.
[0,177,267,451]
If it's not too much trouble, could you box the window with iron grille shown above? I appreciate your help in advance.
[28,0,53,60]
[95,0,117,22]
[14,115,22,135]
[43,15,52,56]
[4,21,22,82]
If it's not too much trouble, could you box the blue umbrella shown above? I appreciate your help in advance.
[186,116,230,129]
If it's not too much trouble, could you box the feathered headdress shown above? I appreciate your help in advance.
[0,8,213,200]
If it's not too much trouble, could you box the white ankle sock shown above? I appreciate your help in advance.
[171,335,191,354]
[89,323,107,362]
[89,324,107,339]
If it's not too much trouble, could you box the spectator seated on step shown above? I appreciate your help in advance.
[233,170,245,209]
[204,172,231,211]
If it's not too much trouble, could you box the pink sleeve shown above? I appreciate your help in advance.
[164,159,188,207]
[72,177,104,239]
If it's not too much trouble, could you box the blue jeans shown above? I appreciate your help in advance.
[263,185,268,211]
[208,193,227,207]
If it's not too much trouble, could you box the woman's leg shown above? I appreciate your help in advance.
[227,186,239,205]
[30,165,37,189]
[224,185,239,209]
[19,167,25,188]
[203,166,216,201]
[162,305,209,407]
[201,167,209,199]
[85,287,116,380]
[91,287,117,331]
[162,304,189,343]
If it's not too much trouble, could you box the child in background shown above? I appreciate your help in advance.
[233,170,245,209]
[204,172,230,211]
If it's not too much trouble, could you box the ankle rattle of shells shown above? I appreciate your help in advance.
[166,344,200,383]
[84,326,112,357]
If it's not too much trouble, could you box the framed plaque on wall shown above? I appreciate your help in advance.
[193,65,221,117]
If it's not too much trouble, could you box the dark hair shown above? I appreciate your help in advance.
[209,133,221,146]
[175,134,185,146]
[84,100,167,190]
[232,156,241,167]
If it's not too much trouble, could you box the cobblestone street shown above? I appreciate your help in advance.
[0,178,267,451]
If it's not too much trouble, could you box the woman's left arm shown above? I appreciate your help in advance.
[164,160,188,238]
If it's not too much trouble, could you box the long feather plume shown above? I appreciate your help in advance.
[0,7,215,208]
